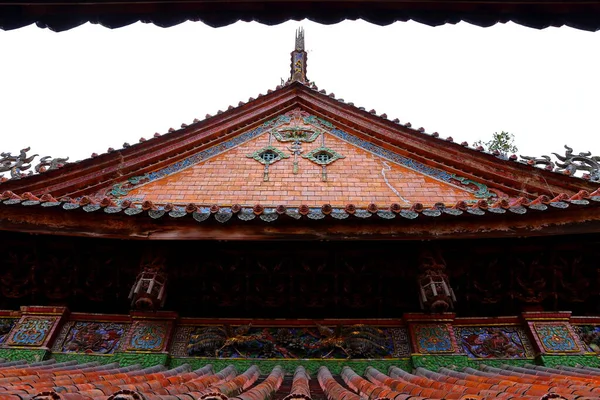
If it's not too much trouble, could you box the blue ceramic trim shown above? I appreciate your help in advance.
[112,112,491,199]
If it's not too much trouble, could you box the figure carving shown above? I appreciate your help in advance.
[553,255,589,303]
[472,259,503,304]
[460,327,527,358]
[42,254,75,300]
[509,258,548,304]
[1,250,35,299]
[61,322,124,354]
[82,253,116,302]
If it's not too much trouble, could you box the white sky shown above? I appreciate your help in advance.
[0,20,599,169]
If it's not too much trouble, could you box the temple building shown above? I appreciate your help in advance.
[1,31,600,399]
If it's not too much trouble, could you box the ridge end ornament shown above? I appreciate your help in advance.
[0,147,69,181]
[521,145,600,181]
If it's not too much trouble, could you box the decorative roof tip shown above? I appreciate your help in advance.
[295,27,305,51]
[290,27,308,84]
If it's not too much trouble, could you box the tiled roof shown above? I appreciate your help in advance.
[23,81,599,187]
[2,359,599,399]
[0,82,594,204]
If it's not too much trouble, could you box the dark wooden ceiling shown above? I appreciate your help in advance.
[1,1,599,32]
[2,231,600,318]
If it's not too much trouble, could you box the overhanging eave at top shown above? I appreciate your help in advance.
[0,1,599,32]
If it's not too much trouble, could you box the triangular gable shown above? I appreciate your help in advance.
[92,108,489,207]
[0,82,595,203]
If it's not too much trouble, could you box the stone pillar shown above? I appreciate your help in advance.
[2,306,68,362]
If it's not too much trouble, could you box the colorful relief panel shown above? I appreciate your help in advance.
[170,325,409,359]
[126,321,169,352]
[413,324,455,353]
[55,322,127,354]
[0,319,16,345]
[533,323,580,353]
[6,316,57,347]
[455,326,533,359]
[574,325,600,353]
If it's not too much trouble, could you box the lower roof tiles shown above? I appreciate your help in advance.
[0,359,597,400]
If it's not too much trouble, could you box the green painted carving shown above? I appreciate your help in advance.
[450,175,494,199]
[302,116,334,129]
[302,146,345,166]
[411,354,471,371]
[412,354,542,371]
[467,358,536,368]
[0,348,48,363]
[246,146,290,165]
[168,358,412,375]
[51,352,116,365]
[273,127,320,143]
[539,354,600,368]
[114,352,169,368]
[110,174,150,198]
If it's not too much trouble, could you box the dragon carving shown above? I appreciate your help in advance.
[0,147,37,179]
[0,147,68,180]
[521,145,600,181]
[309,324,388,358]
[187,324,263,357]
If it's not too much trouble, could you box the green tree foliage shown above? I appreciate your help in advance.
[473,131,518,156]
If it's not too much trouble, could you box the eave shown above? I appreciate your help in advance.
[1,193,600,240]
[1,1,599,32]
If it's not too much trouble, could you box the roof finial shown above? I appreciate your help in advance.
[290,27,308,83]
[295,27,305,51]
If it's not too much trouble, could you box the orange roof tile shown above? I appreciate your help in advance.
[0,360,598,400]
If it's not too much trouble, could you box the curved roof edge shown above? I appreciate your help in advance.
[1,1,600,32]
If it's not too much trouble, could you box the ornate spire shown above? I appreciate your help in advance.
[295,27,305,51]
[290,28,308,83]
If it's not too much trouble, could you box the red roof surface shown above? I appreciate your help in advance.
[0,81,594,207]
[1,359,598,400]
[0,46,598,238]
